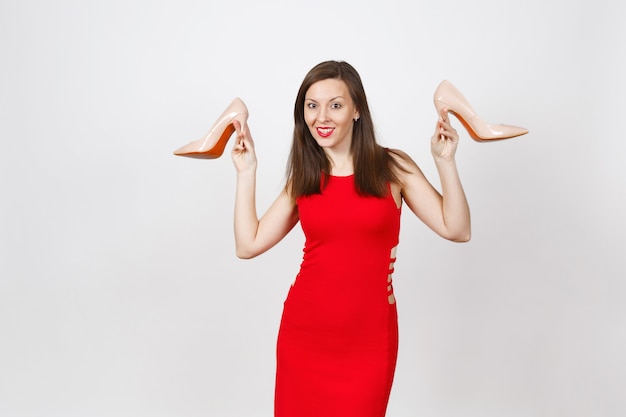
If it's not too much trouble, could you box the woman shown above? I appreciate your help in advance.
[232,60,470,417]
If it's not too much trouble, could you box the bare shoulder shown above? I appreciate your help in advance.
[386,148,424,181]
[386,147,415,165]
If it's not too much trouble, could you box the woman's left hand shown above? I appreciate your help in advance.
[431,108,460,160]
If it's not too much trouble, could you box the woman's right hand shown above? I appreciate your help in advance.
[231,119,257,173]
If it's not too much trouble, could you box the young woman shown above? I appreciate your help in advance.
[231,60,470,417]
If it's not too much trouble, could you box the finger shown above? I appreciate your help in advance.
[238,135,255,153]
[231,139,244,153]
[232,131,248,149]
[439,118,455,132]
[241,122,251,142]
[439,107,450,124]
[438,126,455,138]
[438,120,448,141]
[232,120,244,138]
[435,121,453,138]
[442,129,459,142]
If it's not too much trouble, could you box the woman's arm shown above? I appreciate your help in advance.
[393,109,471,242]
[231,120,299,259]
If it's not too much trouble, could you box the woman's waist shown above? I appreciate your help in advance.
[282,282,396,335]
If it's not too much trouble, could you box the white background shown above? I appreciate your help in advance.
[1,0,625,416]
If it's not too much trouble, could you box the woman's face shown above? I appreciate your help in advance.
[304,78,360,152]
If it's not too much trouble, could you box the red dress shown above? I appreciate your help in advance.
[275,174,401,417]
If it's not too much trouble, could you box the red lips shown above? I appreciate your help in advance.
[316,127,334,138]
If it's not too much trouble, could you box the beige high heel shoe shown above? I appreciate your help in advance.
[173,97,248,158]
[434,80,528,141]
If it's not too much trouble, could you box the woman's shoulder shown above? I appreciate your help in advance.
[384,147,427,189]
[385,147,419,169]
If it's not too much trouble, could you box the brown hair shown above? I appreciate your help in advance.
[286,60,404,198]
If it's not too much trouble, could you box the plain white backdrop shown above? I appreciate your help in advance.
[1,0,625,416]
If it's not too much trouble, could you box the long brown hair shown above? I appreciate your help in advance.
[286,60,404,198]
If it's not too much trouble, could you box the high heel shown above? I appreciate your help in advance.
[173,97,248,159]
[434,80,528,141]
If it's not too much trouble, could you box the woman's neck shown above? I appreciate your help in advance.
[326,152,353,176]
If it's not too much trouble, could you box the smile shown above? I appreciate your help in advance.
[316,127,334,138]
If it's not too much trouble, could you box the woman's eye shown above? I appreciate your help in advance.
[331,103,341,109]
[307,103,316,109]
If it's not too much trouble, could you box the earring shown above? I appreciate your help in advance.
[354,117,359,122]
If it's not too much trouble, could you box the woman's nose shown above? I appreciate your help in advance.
[317,107,329,122]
